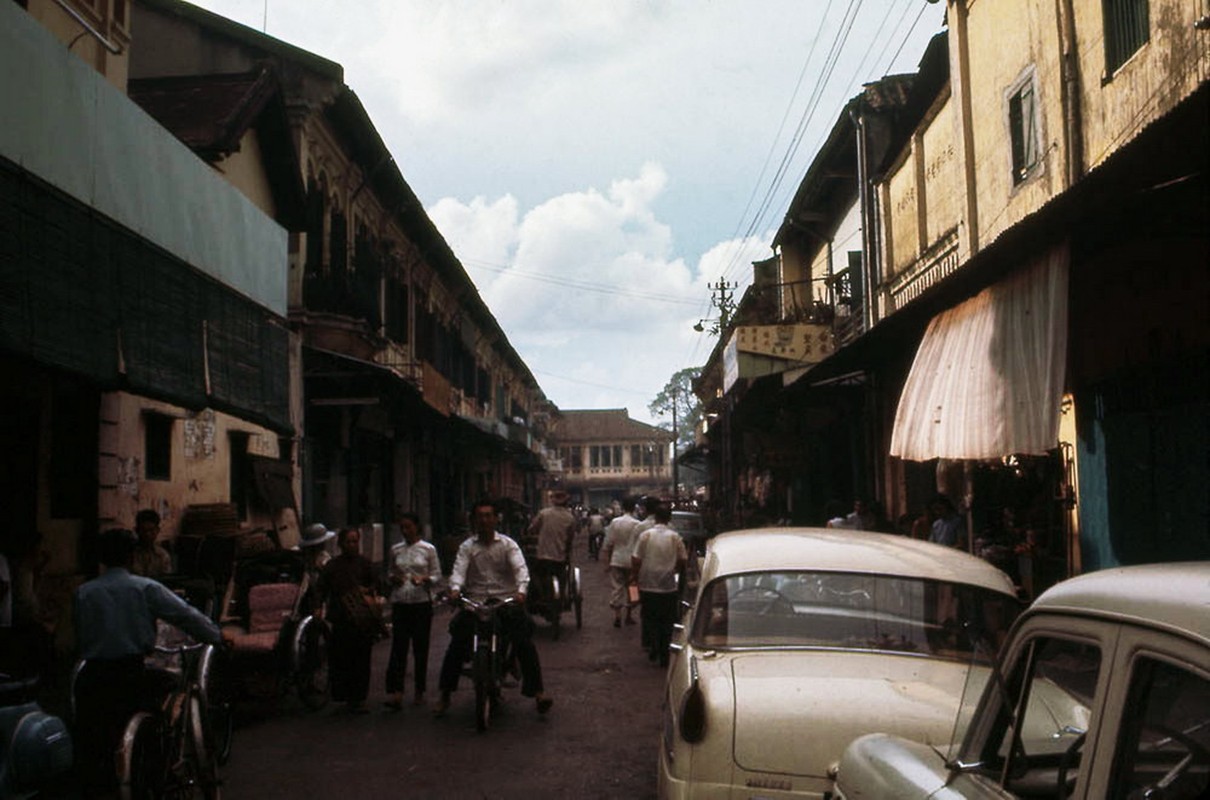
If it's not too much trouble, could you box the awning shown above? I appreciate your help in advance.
[890,244,1069,461]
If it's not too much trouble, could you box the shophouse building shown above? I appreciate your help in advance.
[697,0,1208,592]
[3,0,300,644]
[128,0,554,564]
[549,410,674,509]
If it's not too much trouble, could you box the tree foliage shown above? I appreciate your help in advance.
[649,367,702,452]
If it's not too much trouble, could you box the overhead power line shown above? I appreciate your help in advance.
[463,258,701,307]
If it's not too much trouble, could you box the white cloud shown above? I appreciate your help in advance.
[183,0,947,420]
[427,164,774,420]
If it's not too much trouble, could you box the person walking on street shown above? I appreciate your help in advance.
[73,528,227,794]
[320,527,380,713]
[296,522,335,617]
[526,489,576,604]
[586,507,605,560]
[435,498,553,717]
[631,502,687,667]
[631,497,657,649]
[384,512,441,711]
[601,497,641,628]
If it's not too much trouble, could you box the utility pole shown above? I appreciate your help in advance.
[672,387,679,504]
[694,279,738,335]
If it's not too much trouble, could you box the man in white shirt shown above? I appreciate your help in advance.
[601,496,641,628]
[631,501,687,667]
[435,498,553,717]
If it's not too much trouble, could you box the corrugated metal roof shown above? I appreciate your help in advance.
[129,69,275,157]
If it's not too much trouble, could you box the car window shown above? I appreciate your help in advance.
[977,637,1100,796]
[1110,657,1210,800]
[668,515,702,536]
[687,570,1019,659]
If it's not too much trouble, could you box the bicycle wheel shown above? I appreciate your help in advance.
[472,649,493,732]
[294,616,331,710]
[187,691,222,800]
[571,568,583,630]
[118,711,166,800]
[198,644,234,765]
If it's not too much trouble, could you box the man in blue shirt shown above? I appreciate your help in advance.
[73,527,224,793]
[928,494,967,549]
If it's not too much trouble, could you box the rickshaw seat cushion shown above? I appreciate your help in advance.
[226,629,280,654]
[246,582,300,633]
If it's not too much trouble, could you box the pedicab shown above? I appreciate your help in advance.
[519,535,583,639]
[219,544,332,711]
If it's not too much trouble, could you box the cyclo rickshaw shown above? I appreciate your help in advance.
[519,533,583,640]
[169,511,331,712]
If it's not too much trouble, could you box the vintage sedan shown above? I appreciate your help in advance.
[834,562,1210,800]
[658,528,1021,799]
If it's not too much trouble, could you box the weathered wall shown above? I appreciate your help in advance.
[964,0,1065,246]
[886,151,920,274]
[216,128,278,221]
[24,0,130,90]
[97,391,283,538]
[921,93,962,246]
[1074,0,1210,171]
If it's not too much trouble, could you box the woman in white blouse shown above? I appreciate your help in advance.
[383,512,442,710]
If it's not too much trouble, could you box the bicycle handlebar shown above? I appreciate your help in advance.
[152,642,211,654]
[454,595,518,613]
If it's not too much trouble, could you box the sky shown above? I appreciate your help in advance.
[187,0,947,427]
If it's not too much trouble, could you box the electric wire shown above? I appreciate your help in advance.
[718,0,868,285]
[463,258,701,307]
[880,2,931,77]
[676,0,941,381]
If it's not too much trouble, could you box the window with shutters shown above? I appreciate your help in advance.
[1008,69,1042,186]
[1103,0,1149,75]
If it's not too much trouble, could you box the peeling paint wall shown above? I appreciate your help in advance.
[97,391,283,538]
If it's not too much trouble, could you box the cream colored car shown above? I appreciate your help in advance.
[657,528,1021,799]
[834,562,1210,800]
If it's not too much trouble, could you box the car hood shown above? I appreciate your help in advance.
[730,651,985,778]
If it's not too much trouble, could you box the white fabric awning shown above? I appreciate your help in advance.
[889,244,1069,461]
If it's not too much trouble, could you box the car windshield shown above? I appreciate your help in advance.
[689,570,1020,662]
[668,514,702,537]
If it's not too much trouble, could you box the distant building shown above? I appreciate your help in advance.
[549,410,674,508]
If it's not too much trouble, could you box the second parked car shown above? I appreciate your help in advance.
[834,562,1210,800]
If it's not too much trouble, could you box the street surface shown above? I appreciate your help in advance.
[221,547,666,799]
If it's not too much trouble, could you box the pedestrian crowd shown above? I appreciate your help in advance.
[8,489,700,797]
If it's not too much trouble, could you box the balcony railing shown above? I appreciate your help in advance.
[885,227,960,314]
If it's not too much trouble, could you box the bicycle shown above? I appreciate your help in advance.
[454,595,518,733]
[116,642,224,800]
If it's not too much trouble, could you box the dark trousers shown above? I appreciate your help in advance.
[438,604,543,697]
[329,622,373,704]
[73,657,174,793]
[640,590,679,666]
[385,602,433,695]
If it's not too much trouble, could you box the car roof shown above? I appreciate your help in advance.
[1029,562,1210,644]
[702,528,1016,597]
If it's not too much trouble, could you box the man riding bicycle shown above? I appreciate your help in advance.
[73,527,227,794]
[526,489,576,604]
[434,498,553,717]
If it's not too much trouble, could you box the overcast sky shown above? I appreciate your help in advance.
[187,0,946,426]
